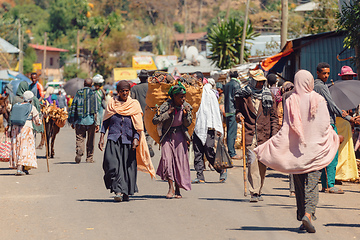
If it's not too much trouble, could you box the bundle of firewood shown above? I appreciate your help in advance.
[41,101,68,128]
[148,72,199,86]
[148,72,175,84]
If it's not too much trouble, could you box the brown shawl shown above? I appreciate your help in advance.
[103,96,156,178]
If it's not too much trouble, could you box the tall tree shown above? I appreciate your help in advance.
[337,0,360,75]
[207,18,259,69]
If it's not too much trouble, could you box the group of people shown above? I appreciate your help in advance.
[80,65,358,234]
[5,63,358,234]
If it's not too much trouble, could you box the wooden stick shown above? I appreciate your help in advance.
[241,118,247,196]
[42,118,49,172]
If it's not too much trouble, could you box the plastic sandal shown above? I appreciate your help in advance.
[191,178,205,184]
[15,170,25,176]
[327,187,345,194]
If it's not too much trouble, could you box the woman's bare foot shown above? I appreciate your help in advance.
[166,180,175,199]
[174,182,182,199]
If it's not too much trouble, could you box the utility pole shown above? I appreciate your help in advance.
[18,19,23,73]
[77,30,80,69]
[280,0,288,49]
[42,32,47,80]
[182,0,188,59]
[240,0,250,64]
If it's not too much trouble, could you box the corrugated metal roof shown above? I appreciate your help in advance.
[28,44,68,52]
[0,37,20,54]
[296,32,355,82]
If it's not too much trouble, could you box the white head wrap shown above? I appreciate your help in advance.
[23,91,34,102]
[93,74,104,84]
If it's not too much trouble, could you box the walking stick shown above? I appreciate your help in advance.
[42,118,50,172]
[241,118,247,197]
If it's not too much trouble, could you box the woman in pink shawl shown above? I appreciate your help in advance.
[254,70,340,233]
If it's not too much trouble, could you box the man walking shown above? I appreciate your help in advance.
[313,62,355,193]
[192,79,226,183]
[131,69,154,157]
[68,78,99,163]
[235,69,279,202]
[29,72,44,100]
[224,69,241,159]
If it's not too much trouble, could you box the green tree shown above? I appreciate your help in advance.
[23,47,37,74]
[337,0,360,75]
[307,0,339,34]
[207,18,259,69]
[63,63,88,80]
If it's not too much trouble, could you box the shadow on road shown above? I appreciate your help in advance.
[324,223,360,228]
[78,199,114,203]
[53,162,78,165]
[265,173,288,179]
[198,197,248,202]
[262,193,291,198]
[228,226,301,233]
[267,203,360,211]
[131,195,166,199]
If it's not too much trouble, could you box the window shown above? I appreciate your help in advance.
[50,57,53,66]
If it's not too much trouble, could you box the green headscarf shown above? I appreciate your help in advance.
[16,81,29,96]
[168,82,186,98]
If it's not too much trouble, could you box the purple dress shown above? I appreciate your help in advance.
[156,108,191,190]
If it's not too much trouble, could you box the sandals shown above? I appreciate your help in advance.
[191,178,205,184]
[323,187,345,194]
[301,215,316,233]
[219,170,227,183]
[114,194,123,202]
[15,170,25,176]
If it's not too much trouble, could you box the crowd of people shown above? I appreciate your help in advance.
[2,63,360,234]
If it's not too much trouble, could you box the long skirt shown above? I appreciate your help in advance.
[157,131,191,191]
[103,139,138,195]
[9,125,37,169]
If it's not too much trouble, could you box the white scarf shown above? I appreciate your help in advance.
[194,83,224,145]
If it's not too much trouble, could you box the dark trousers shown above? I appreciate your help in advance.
[193,130,222,180]
[226,115,237,157]
[75,124,96,161]
[294,170,321,221]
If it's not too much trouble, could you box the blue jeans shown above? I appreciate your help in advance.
[226,115,237,157]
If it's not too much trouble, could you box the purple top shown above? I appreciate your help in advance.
[101,114,139,144]
[172,107,184,127]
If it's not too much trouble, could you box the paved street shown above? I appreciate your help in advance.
[0,126,359,240]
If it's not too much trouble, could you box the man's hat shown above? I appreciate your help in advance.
[338,66,357,76]
[138,69,148,78]
[249,69,267,81]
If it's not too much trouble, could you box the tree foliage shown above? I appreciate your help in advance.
[207,18,259,69]
[306,0,338,34]
[337,0,360,72]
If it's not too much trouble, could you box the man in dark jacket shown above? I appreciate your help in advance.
[68,78,99,163]
[131,69,154,157]
[224,70,241,159]
[235,69,279,202]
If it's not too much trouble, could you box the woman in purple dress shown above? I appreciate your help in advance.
[153,83,193,199]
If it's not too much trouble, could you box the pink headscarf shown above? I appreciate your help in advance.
[254,70,339,174]
[288,70,319,145]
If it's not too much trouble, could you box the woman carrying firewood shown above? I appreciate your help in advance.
[153,82,193,199]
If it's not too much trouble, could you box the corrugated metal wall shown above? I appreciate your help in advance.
[299,35,356,83]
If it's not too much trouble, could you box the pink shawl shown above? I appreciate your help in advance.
[254,70,339,174]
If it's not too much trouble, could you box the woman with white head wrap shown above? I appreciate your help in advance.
[9,91,42,176]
